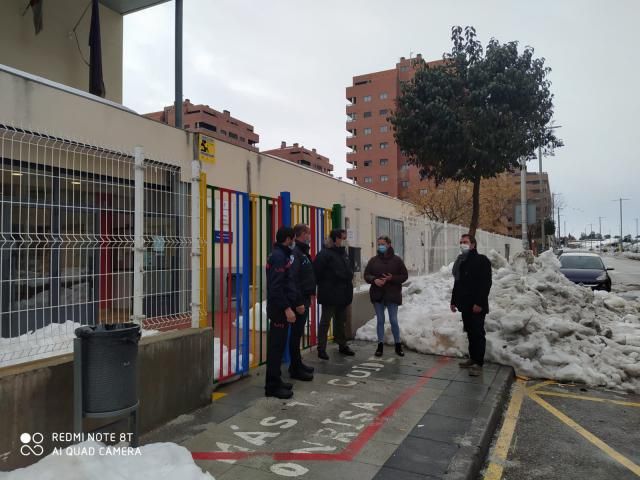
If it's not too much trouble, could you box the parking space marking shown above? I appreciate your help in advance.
[536,390,640,408]
[528,391,640,476]
[483,379,526,480]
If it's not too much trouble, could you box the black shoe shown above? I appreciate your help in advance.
[280,382,293,390]
[339,345,355,356]
[375,343,383,357]
[318,350,329,360]
[395,343,404,357]
[265,387,294,399]
[289,369,314,381]
[458,359,476,368]
[300,362,315,374]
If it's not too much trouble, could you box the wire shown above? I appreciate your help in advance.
[72,1,92,67]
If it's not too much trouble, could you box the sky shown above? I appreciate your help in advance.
[123,0,640,239]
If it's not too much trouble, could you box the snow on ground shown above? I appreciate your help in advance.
[0,322,159,367]
[623,252,640,261]
[212,337,251,378]
[356,250,640,393]
[5,441,213,480]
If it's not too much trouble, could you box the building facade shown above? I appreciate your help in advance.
[345,54,440,199]
[145,99,259,151]
[506,171,552,237]
[262,141,334,174]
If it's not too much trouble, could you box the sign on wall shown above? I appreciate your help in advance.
[198,134,216,164]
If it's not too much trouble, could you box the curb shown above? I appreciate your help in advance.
[444,365,515,480]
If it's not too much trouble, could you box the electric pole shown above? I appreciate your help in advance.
[613,198,630,252]
[598,216,605,251]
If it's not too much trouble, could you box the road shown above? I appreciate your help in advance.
[602,255,640,300]
[481,380,640,480]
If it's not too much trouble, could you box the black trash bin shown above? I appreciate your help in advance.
[74,323,141,414]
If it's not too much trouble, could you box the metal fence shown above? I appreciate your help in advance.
[0,125,195,366]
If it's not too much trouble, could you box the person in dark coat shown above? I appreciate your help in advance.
[264,226,304,399]
[364,236,409,357]
[450,233,493,376]
[287,223,317,381]
[313,229,355,359]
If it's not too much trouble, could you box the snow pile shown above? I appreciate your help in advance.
[0,321,159,367]
[623,252,640,261]
[212,337,251,379]
[6,441,213,480]
[356,250,640,393]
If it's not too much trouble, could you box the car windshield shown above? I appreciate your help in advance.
[559,255,604,270]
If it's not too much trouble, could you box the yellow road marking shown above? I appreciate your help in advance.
[537,390,640,408]
[212,392,228,401]
[483,379,526,480]
[528,392,640,477]
[526,379,556,393]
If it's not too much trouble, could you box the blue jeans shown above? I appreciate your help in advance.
[374,302,400,344]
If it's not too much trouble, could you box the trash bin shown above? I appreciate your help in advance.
[74,323,141,414]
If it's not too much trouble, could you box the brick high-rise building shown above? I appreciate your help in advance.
[145,99,259,151]
[345,54,440,199]
[506,171,552,238]
[262,141,334,175]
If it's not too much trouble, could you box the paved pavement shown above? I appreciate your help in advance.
[142,341,514,480]
[481,380,640,480]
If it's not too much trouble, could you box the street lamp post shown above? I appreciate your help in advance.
[538,125,561,252]
[520,157,528,250]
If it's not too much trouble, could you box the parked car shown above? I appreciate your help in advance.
[558,252,613,292]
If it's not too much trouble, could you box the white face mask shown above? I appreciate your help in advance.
[460,244,471,254]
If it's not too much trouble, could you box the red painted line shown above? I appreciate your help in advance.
[191,356,450,462]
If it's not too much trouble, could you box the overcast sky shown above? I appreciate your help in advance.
[123,0,640,239]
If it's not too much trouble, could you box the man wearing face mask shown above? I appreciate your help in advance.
[287,223,317,381]
[264,226,302,398]
[314,229,355,359]
[363,236,408,357]
[450,234,493,376]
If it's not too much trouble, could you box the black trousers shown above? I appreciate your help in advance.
[289,299,310,371]
[317,304,348,351]
[265,306,290,389]
[461,311,486,366]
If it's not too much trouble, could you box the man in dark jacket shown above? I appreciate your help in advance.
[265,226,303,398]
[364,236,409,357]
[288,223,317,381]
[314,229,355,359]
[450,233,492,376]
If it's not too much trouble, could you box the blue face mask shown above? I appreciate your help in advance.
[377,245,388,254]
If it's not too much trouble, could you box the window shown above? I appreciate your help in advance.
[228,132,238,140]
[197,121,217,133]
[380,142,389,149]
[364,160,372,167]
[220,130,227,136]
[380,109,388,116]
[364,128,372,135]
[363,111,372,118]
[364,144,373,151]
[240,137,245,142]
[380,126,388,133]
[364,176,373,184]
[380,159,388,166]
[381,192,389,195]
[400,65,409,72]
[380,175,389,182]
[363,95,372,102]
[400,163,409,171]
[401,181,409,188]
[420,188,428,195]
[380,93,388,100]
[300,160,311,167]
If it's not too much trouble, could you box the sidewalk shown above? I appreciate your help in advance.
[142,341,513,480]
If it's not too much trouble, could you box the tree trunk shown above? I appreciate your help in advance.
[469,177,481,236]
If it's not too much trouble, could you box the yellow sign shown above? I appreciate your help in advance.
[198,134,216,164]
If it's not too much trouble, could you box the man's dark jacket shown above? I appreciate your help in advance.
[266,243,298,311]
[451,249,492,314]
[363,247,408,305]
[313,245,354,307]
[290,240,316,306]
